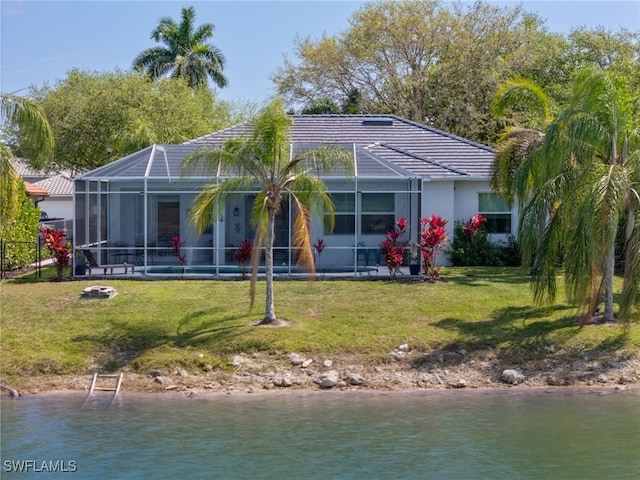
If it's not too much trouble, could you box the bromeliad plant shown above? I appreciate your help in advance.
[420,215,448,281]
[234,238,253,280]
[380,218,408,279]
[40,227,72,280]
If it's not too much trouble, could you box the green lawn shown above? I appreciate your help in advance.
[1,267,638,380]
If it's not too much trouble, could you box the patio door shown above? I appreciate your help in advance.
[157,196,180,247]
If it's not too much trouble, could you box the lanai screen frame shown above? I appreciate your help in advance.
[73,143,423,277]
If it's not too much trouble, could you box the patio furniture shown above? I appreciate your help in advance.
[83,249,135,275]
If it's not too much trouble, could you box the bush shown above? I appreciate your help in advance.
[0,180,40,271]
[447,215,498,266]
[495,235,521,267]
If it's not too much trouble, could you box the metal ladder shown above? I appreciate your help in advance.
[87,373,123,402]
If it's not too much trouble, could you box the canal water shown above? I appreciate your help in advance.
[1,388,638,479]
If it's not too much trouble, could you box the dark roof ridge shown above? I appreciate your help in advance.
[378,142,470,177]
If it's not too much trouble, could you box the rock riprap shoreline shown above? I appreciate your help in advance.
[4,344,639,396]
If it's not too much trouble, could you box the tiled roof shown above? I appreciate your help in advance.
[12,157,73,179]
[80,115,495,180]
[33,175,73,196]
[24,181,49,197]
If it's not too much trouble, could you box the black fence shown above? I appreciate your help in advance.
[0,238,42,279]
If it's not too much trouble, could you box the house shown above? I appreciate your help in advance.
[12,158,74,222]
[73,114,516,276]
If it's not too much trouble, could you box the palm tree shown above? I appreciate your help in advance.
[495,69,640,324]
[182,98,353,324]
[0,93,54,222]
[132,6,227,89]
[490,77,552,204]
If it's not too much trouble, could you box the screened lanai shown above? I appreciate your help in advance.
[73,142,423,277]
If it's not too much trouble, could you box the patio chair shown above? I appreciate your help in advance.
[82,249,134,275]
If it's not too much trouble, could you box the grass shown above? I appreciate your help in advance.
[1,266,638,382]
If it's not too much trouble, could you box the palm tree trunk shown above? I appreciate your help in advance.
[262,209,277,323]
[603,239,616,322]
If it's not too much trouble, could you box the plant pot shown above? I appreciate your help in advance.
[409,264,420,276]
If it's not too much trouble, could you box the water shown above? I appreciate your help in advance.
[1,389,639,479]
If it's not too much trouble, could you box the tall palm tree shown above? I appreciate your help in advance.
[495,69,640,324]
[491,77,552,204]
[0,93,54,222]
[133,6,228,89]
[182,98,353,324]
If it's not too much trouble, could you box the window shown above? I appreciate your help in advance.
[479,193,511,234]
[324,192,355,235]
[361,193,394,235]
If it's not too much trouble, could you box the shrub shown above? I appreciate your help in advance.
[234,238,253,279]
[40,227,72,280]
[447,214,500,266]
[380,218,408,279]
[420,215,447,280]
[0,181,40,271]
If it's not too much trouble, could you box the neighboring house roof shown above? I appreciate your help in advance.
[11,157,73,181]
[24,181,49,197]
[79,115,495,181]
[33,175,73,196]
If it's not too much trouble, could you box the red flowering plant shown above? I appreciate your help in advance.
[40,227,72,280]
[170,236,186,266]
[463,214,487,243]
[234,238,253,280]
[419,215,448,281]
[380,218,408,279]
[313,237,326,266]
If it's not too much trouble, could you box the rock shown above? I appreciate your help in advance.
[544,345,555,353]
[301,358,313,368]
[289,353,305,365]
[231,355,244,367]
[398,344,410,352]
[274,375,293,388]
[389,350,404,361]
[148,369,163,378]
[597,374,608,383]
[203,364,214,372]
[458,349,467,356]
[454,379,467,388]
[175,368,188,377]
[322,359,333,368]
[154,376,173,385]
[501,369,525,385]
[315,370,339,389]
[346,372,365,385]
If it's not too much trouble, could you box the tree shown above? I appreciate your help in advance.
[273,1,639,146]
[133,5,227,89]
[14,70,235,173]
[496,69,640,324]
[490,77,553,203]
[182,98,353,324]
[0,93,54,222]
[273,0,566,143]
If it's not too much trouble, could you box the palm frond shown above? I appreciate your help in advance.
[290,196,315,276]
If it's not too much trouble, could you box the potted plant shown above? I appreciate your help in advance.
[74,251,87,276]
[408,243,421,276]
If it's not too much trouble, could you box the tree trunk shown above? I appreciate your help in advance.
[603,239,616,322]
[261,209,277,324]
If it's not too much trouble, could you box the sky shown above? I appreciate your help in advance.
[1,0,639,104]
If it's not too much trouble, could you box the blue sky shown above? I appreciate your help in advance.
[1,0,639,104]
